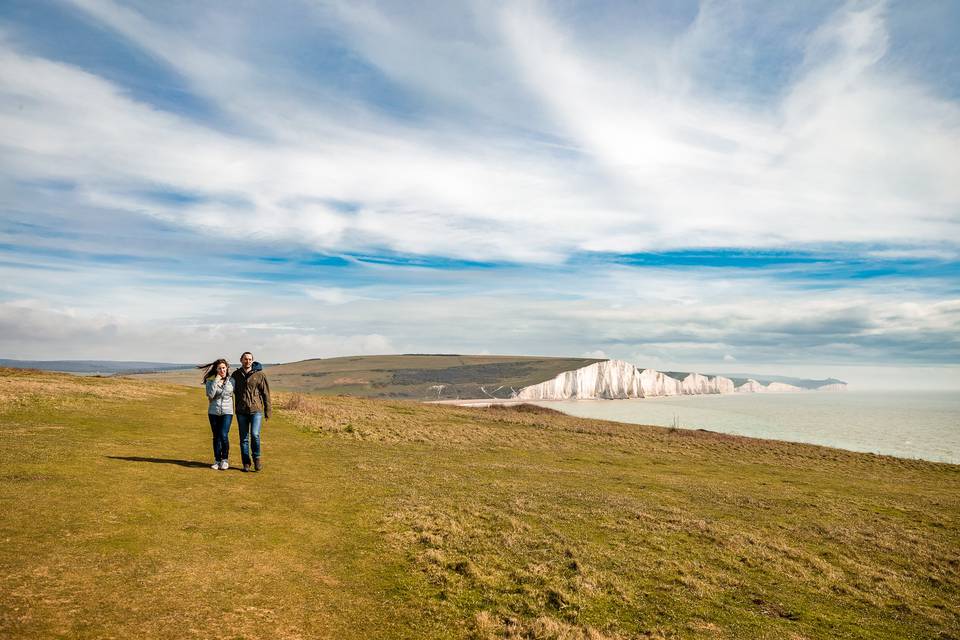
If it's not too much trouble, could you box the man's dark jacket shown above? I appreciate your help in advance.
[231,362,272,419]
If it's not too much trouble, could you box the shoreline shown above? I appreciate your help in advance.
[426,389,846,407]
[428,393,959,466]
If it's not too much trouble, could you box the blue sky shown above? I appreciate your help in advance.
[1,0,958,389]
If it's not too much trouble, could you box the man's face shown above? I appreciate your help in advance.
[241,353,253,369]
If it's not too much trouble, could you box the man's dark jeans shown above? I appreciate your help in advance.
[237,412,263,465]
[208,413,233,462]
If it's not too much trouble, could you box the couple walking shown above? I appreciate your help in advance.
[200,351,272,472]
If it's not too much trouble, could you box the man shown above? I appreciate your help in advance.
[231,351,272,472]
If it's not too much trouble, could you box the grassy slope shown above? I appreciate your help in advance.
[130,354,604,399]
[2,368,958,639]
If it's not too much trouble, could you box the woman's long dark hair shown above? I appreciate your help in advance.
[197,358,230,382]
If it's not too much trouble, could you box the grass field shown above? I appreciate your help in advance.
[129,354,604,399]
[2,368,958,639]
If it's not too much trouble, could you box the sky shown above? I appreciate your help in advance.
[1,0,958,390]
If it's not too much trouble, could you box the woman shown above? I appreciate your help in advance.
[200,358,234,470]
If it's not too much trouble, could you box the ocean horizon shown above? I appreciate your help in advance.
[535,390,960,464]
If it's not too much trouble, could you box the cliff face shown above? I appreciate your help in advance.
[816,383,848,392]
[515,360,646,400]
[735,379,766,393]
[714,376,737,394]
[516,362,843,400]
[679,372,736,395]
[517,360,734,400]
[639,368,680,397]
[765,382,805,392]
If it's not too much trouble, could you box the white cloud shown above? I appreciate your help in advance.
[0,1,957,265]
[0,299,395,363]
[303,287,364,305]
[500,1,960,250]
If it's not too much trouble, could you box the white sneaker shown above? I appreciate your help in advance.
[211,461,221,469]
[220,459,229,470]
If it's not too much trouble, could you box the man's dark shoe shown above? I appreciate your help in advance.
[253,457,262,472]
[242,463,251,472]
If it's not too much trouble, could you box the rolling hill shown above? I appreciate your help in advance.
[131,354,605,399]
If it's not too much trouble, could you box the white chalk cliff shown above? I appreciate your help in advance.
[517,360,734,400]
[765,381,805,392]
[679,372,736,395]
[735,379,766,393]
[514,359,646,400]
[815,383,848,392]
[516,361,844,400]
[638,368,680,397]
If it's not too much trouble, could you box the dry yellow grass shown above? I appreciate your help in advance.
[2,370,958,639]
[472,610,625,640]
[271,393,960,638]
[0,367,177,412]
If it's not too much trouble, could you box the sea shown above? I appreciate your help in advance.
[534,391,960,464]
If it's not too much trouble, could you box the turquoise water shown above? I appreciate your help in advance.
[536,391,960,464]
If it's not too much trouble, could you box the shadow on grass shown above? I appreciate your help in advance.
[107,456,212,469]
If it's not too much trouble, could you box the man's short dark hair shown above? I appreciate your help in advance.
[240,351,253,359]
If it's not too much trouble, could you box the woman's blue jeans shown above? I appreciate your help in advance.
[208,413,232,462]
[236,412,262,465]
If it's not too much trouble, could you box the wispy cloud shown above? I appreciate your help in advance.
[0,0,957,380]
[3,1,958,260]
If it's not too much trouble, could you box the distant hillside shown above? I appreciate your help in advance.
[706,373,847,389]
[131,354,605,399]
[119,357,845,398]
[0,359,193,375]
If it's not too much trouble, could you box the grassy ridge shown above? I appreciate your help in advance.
[1,368,958,639]
[130,354,604,399]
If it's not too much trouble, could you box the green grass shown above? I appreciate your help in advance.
[1,368,958,639]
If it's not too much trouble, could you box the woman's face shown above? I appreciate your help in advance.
[216,362,227,377]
